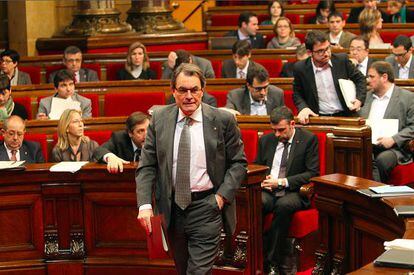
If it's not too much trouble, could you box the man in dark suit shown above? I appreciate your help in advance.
[48,46,99,83]
[94,111,150,173]
[349,36,377,76]
[222,40,260,79]
[225,65,284,115]
[280,44,309,78]
[293,30,367,124]
[136,63,247,274]
[0,115,44,163]
[385,35,414,79]
[359,61,414,183]
[224,11,265,49]
[347,0,389,23]
[256,106,319,275]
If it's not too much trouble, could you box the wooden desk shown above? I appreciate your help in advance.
[311,174,414,274]
[0,163,267,275]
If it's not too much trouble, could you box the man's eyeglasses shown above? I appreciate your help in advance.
[175,87,202,95]
[251,84,269,92]
[393,51,408,57]
[4,130,24,138]
[313,45,331,56]
[0,59,13,64]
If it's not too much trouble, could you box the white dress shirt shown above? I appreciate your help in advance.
[74,71,80,83]
[329,31,343,45]
[270,129,295,188]
[312,60,343,114]
[4,143,20,161]
[368,84,394,120]
[237,29,249,41]
[131,66,143,79]
[358,56,369,76]
[398,54,412,80]
[237,60,249,79]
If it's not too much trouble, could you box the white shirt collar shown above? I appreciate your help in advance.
[329,31,343,44]
[311,59,333,74]
[237,29,249,41]
[3,143,19,156]
[177,104,203,123]
[373,84,394,100]
[360,56,369,67]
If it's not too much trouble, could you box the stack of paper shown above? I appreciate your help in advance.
[49,161,88,173]
[366,119,399,145]
[0,161,25,170]
[338,79,356,109]
[384,239,414,251]
[49,97,81,120]
[369,185,414,194]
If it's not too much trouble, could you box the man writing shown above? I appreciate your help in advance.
[136,63,247,274]
[94,111,149,173]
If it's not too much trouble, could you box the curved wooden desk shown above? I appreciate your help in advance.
[0,163,267,275]
[311,174,414,274]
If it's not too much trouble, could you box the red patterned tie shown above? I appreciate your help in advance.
[11,150,17,161]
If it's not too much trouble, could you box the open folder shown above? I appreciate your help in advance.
[142,215,170,260]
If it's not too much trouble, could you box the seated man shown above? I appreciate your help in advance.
[0,115,44,162]
[226,65,284,115]
[94,111,150,173]
[256,106,319,275]
[48,46,99,83]
[347,0,389,23]
[359,61,414,183]
[293,30,366,124]
[224,11,265,49]
[349,36,377,76]
[0,74,28,121]
[0,49,32,85]
[280,44,309,77]
[37,70,92,119]
[161,49,215,79]
[327,11,356,49]
[385,35,414,79]
[222,40,259,79]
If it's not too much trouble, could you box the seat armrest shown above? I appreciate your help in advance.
[299,183,314,200]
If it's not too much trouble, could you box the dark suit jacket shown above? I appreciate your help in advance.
[385,54,414,79]
[293,53,367,115]
[221,60,260,79]
[136,103,247,234]
[117,68,156,80]
[224,30,265,49]
[359,86,414,164]
[11,102,28,121]
[255,128,319,193]
[280,62,295,77]
[0,140,45,163]
[225,85,284,115]
[161,55,215,79]
[167,92,217,107]
[48,68,99,83]
[347,7,389,23]
[94,131,135,162]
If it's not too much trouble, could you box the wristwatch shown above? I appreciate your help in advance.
[277,179,283,189]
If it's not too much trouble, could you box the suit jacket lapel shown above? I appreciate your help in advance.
[267,135,278,169]
[361,92,374,118]
[202,104,218,184]
[0,143,9,161]
[163,106,178,184]
[305,58,318,100]
[79,68,86,82]
[242,88,251,115]
[19,144,30,162]
[286,129,300,174]
[384,86,400,119]
[266,93,274,114]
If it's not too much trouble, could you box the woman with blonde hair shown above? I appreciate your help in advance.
[267,17,301,49]
[117,41,156,80]
[51,109,98,162]
[359,8,384,47]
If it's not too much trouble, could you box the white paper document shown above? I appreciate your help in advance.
[49,97,81,120]
[366,119,399,145]
[0,161,25,170]
[338,79,356,109]
[369,185,414,194]
[49,161,88,173]
[384,239,414,251]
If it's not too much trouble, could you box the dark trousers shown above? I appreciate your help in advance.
[262,190,304,267]
[372,146,398,183]
[168,194,222,275]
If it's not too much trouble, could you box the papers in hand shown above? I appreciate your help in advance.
[0,161,25,170]
[369,185,414,194]
[49,97,81,120]
[338,78,356,110]
[366,119,399,145]
[49,161,88,173]
[384,239,414,251]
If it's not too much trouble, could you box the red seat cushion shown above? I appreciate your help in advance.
[283,90,298,116]
[388,162,414,186]
[303,13,316,24]
[209,14,239,26]
[24,133,49,162]
[46,65,65,82]
[82,63,101,80]
[208,90,228,107]
[84,130,112,145]
[288,208,319,238]
[240,129,258,163]
[255,59,283,78]
[104,92,166,116]
[285,14,300,24]
[150,61,162,79]
[211,60,222,78]
[19,66,42,84]
[381,31,414,44]
[82,93,100,117]
[13,96,32,120]
[106,63,124,81]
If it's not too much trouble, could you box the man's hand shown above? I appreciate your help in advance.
[349,99,362,112]
[377,137,396,149]
[37,113,49,120]
[215,194,225,210]
[167,51,177,69]
[297,107,318,124]
[106,154,130,173]
[137,209,154,235]
[218,107,241,117]
[349,58,358,66]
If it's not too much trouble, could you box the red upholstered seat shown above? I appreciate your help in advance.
[255,59,283,78]
[82,63,102,80]
[46,64,101,81]
[240,129,258,163]
[84,130,112,145]
[82,93,100,117]
[150,61,162,79]
[296,33,306,43]
[104,92,166,116]
[13,96,33,120]
[209,14,239,26]
[381,31,414,44]
[211,60,222,78]
[303,13,316,24]
[283,90,298,116]
[285,14,300,24]
[388,162,414,186]
[45,65,65,82]
[19,66,42,84]
[208,90,228,107]
[24,133,49,162]
[106,63,124,81]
